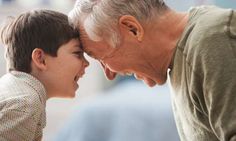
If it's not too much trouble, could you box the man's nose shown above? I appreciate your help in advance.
[83,58,89,68]
[100,61,106,69]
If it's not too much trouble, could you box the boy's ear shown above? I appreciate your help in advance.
[31,48,47,70]
[119,15,144,41]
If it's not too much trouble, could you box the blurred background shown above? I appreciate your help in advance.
[0,0,235,141]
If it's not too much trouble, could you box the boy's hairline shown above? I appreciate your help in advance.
[0,9,82,73]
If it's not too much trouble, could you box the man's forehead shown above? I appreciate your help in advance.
[80,41,90,52]
[83,47,92,55]
[79,32,89,51]
[82,45,97,59]
[79,26,88,37]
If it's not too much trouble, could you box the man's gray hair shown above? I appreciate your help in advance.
[69,0,168,48]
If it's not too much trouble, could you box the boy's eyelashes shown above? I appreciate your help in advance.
[73,51,84,58]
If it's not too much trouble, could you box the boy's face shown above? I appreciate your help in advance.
[43,39,89,98]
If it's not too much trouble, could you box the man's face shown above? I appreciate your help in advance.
[80,28,159,87]
[79,29,123,80]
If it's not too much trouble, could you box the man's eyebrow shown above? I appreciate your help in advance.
[86,51,98,59]
[86,51,93,56]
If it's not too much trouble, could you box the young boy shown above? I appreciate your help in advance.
[0,9,89,141]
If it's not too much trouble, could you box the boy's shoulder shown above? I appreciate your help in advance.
[0,72,45,114]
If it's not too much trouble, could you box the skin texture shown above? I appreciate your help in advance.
[79,10,188,87]
[31,39,89,98]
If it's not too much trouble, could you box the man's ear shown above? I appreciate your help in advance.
[119,15,144,41]
[31,48,47,70]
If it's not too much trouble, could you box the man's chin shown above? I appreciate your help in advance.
[143,78,157,87]
[101,63,117,80]
[105,70,117,80]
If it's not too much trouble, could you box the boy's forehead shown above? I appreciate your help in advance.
[74,42,83,50]
[79,40,84,50]
[64,38,82,49]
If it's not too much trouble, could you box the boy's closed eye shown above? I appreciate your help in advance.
[73,51,85,58]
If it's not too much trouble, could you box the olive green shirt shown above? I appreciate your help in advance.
[169,6,236,141]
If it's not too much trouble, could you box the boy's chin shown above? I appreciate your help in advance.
[50,92,76,99]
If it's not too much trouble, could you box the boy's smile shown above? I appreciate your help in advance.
[41,39,89,98]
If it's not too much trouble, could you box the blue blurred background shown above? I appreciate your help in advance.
[0,0,235,141]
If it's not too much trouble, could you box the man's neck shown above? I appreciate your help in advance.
[141,10,189,83]
[150,10,188,67]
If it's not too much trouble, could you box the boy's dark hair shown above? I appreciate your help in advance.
[0,9,80,73]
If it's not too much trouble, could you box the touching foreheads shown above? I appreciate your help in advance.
[69,0,169,48]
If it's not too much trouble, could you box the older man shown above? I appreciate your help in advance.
[69,0,236,141]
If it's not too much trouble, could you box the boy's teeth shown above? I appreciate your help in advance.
[74,75,79,81]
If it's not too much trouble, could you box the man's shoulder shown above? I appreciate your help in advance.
[181,6,235,56]
[189,5,232,35]
[178,6,231,51]
[175,6,236,77]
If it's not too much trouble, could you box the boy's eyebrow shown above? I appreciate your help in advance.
[80,43,84,50]
[74,45,83,51]
[78,38,84,50]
